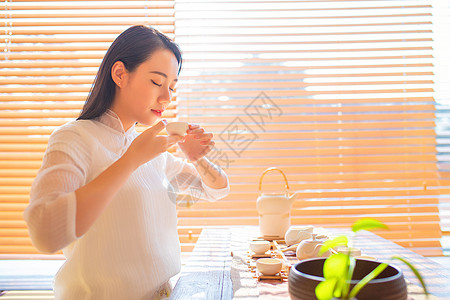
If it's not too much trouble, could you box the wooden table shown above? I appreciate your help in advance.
[171,226,450,299]
[171,228,233,299]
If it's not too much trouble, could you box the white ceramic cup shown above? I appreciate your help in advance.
[249,240,271,255]
[336,246,362,257]
[166,121,189,136]
[256,258,283,276]
[355,255,377,261]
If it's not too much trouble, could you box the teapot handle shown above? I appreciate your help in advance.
[258,167,290,193]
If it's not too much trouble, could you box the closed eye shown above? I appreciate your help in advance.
[151,80,162,87]
[152,80,174,92]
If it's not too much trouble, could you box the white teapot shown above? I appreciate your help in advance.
[284,225,314,246]
[296,233,331,260]
[256,168,300,238]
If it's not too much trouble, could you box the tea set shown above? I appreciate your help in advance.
[249,225,375,276]
[250,167,377,276]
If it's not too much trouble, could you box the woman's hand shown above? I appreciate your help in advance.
[124,120,184,168]
[178,124,215,162]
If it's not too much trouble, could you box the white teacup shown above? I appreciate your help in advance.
[166,121,189,136]
[284,225,314,246]
[355,255,377,261]
[336,246,362,257]
[249,240,270,255]
[256,258,283,276]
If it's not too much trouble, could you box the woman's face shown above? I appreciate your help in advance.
[112,48,179,129]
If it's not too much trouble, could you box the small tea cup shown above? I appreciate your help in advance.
[336,246,362,257]
[249,240,270,255]
[166,121,189,136]
[256,258,283,276]
[355,255,377,261]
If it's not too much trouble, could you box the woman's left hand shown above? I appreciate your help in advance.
[178,124,215,161]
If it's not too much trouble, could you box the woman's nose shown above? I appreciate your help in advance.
[158,88,172,104]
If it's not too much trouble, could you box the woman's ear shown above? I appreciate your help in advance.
[111,61,128,88]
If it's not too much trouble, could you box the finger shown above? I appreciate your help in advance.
[147,119,167,136]
[201,139,215,146]
[187,124,201,133]
[197,133,213,142]
[189,128,206,136]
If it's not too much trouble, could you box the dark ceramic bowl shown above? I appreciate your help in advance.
[288,257,407,300]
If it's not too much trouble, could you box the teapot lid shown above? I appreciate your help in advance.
[303,233,322,245]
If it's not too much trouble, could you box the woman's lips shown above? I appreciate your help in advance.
[151,109,163,117]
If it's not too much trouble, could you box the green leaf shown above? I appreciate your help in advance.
[316,278,337,300]
[351,218,389,233]
[349,263,388,298]
[319,235,348,255]
[334,277,347,299]
[323,253,349,279]
[391,256,429,296]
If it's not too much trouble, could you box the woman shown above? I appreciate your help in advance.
[24,25,229,300]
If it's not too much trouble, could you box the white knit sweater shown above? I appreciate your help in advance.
[23,110,230,300]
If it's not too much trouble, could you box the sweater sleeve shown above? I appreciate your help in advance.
[23,125,91,254]
[164,152,230,204]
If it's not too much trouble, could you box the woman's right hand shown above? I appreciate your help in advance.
[124,120,184,168]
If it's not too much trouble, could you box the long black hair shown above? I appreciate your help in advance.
[78,25,182,120]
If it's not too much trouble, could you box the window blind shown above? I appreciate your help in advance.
[174,0,442,256]
[0,0,444,257]
[0,0,177,256]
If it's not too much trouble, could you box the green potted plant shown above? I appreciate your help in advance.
[288,218,429,300]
